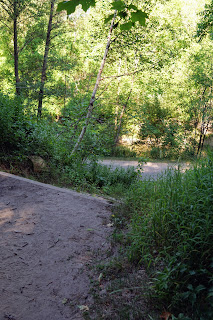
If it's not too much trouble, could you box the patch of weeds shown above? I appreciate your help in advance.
[97,257,127,280]
[85,256,159,320]
[124,152,213,319]
[111,231,126,244]
[110,203,132,228]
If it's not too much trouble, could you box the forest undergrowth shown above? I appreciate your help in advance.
[0,92,213,319]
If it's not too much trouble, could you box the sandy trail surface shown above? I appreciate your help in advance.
[0,172,112,320]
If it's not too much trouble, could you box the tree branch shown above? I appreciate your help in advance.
[101,68,143,80]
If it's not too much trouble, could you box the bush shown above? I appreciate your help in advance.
[111,145,137,158]
[53,159,138,197]
[85,161,137,187]
[0,93,26,154]
[150,146,161,159]
[124,153,213,319]
[0,92,71,163]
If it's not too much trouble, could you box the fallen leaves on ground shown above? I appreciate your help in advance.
[160,311,172,320]
[78,305,89,312]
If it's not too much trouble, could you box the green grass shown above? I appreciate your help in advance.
[120,153,213,319]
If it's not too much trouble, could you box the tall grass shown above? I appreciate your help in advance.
[50,160,138,197]
[124,154,213,319]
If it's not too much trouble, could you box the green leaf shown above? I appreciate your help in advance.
[104,13,114,24]
[111,0,125,11]
[57,0,95,14]
[187,284,193,291]
[120,21,134,31]
[57,0,81,14]
[118,11,128,19]
[81,0,95,12]
[114,22,119,29]
[131,10,148,26]
[128,4,137,10]
[195,284,205,293]
[62,298,68,304]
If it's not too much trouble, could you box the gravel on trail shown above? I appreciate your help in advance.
[0,172,112,320]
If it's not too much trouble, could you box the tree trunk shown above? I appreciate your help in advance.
[71,10,117,155]
[113,53,138,148]
[64,74,67,110]
[114,58,122,134]
[13,0,20,95]
[114,89,132,146]
[37,0,55,118]
[197,121,209,155]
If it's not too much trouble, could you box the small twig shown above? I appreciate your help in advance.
[101,68,143,80]
[95,79,113,100]
[48,238,60,249]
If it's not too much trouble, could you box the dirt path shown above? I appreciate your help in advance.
[0,172,112,320]
[0,161,191,320]
[100,159,190,179]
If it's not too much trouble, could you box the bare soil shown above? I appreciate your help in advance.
[0,172,113,320]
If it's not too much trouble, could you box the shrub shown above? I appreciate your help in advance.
[0,92,70,160]
[54,160,138,196]
[150,146,161,159]
[0,93,26,155]
[111,145,137,158]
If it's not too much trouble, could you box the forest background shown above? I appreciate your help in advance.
[1,0,213,164]
[0,0,213,319]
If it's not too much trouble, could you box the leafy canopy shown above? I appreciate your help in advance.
[197,0,213,40]
[57,0,148,30]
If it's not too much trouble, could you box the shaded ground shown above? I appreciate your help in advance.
[0,172,112,320]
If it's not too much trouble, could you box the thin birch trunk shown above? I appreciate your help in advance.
[114,89,132,146]
[114,53,137,147]
[114,58,122,133]
[64,74,67,110]
[13,0,20,95]
[37,0,55,118]
[71,10,117,155]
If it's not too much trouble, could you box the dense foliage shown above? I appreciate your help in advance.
[0,0,213,318]
[0,0,212,160]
